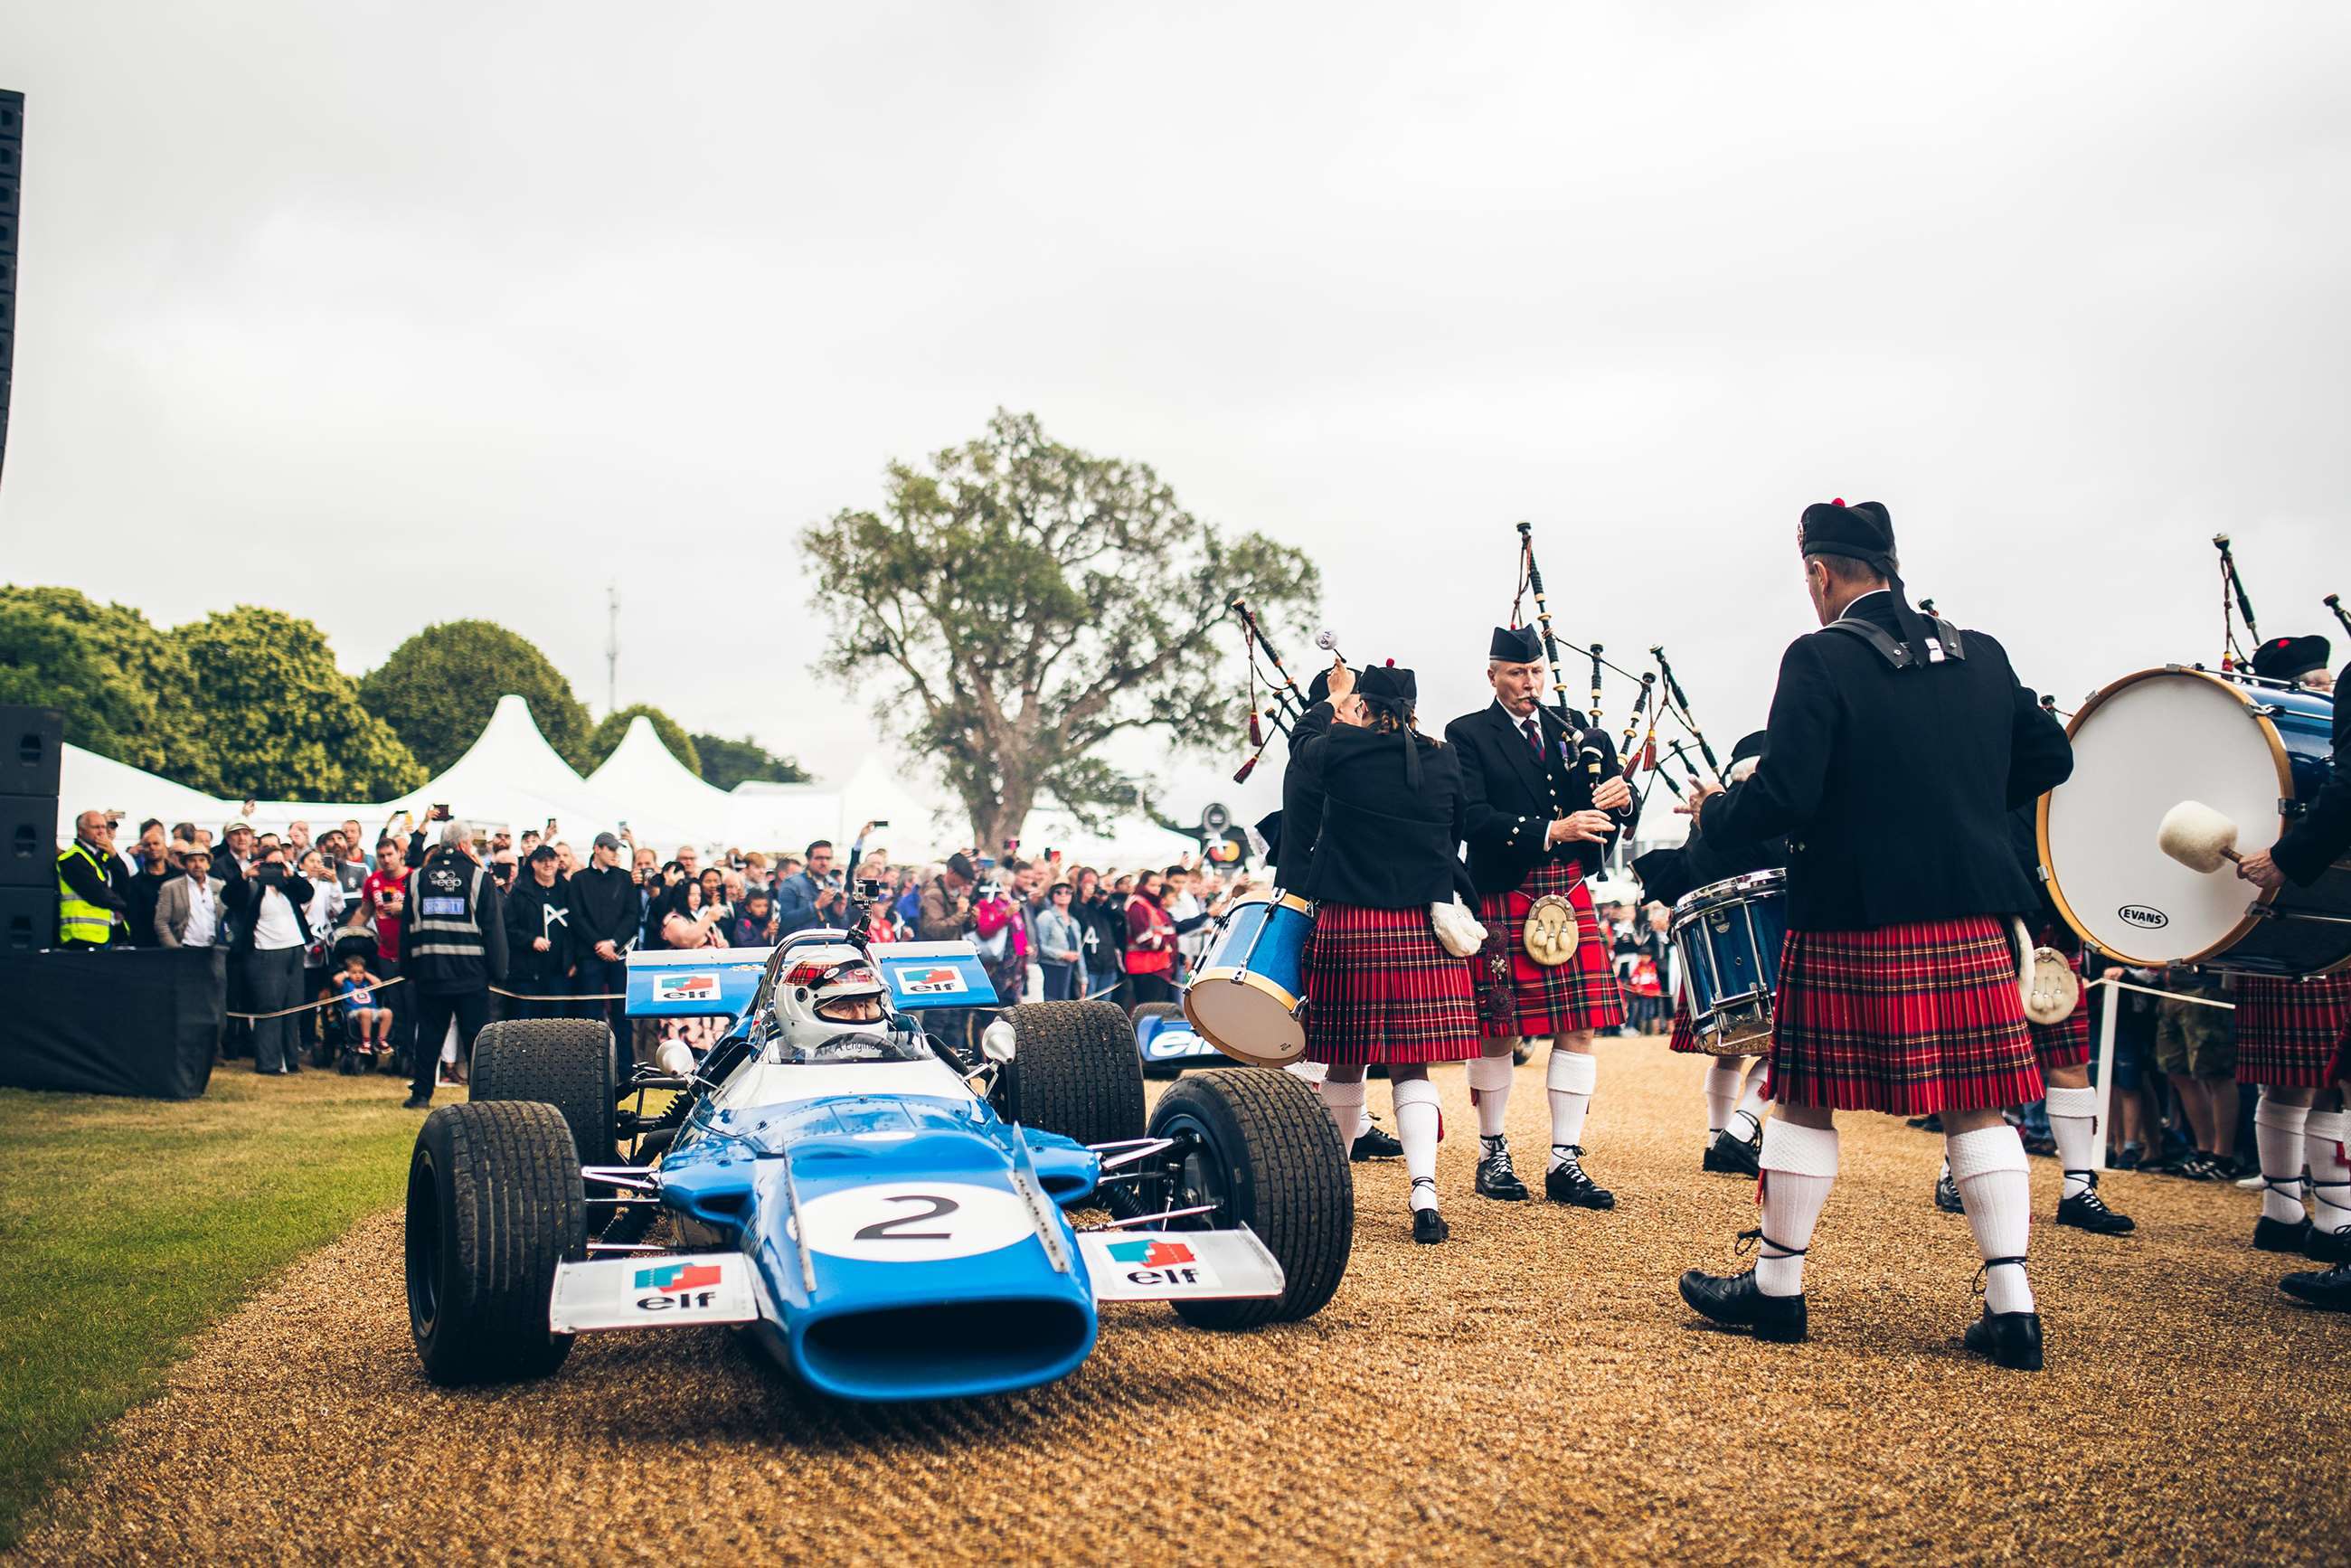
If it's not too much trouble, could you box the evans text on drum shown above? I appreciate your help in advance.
[2040,667,2349,976]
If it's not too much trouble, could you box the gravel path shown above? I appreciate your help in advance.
[12,1039,2348,1565]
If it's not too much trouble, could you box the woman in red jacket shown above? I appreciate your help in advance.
[1124,869,1178,1005]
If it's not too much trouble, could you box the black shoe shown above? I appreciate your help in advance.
[1545,1147,1615,1209]
[1412,1207,1449,1244]
[2054,1174,2136,1235]
[1934,1171,1966,1214]
[1678,1267,1808,1343]
[2171,1153,2221,1182]
[1475,1139,1529,1200]
[2308,1224,2351,1264]
[2254,1214,2314,1253]
[1960,1309,2044,1371]
[1351,1120,1402,1161]
[2229,1150,2263,1181]
[401,1092,431,1110]
[2280,1260,2351,1310]
[2112,1143,2144,1172]
[1702,1129,1761,1178]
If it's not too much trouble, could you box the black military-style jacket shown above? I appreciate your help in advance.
[1444,700,1621,893]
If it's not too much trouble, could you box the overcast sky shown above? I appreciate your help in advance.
[4,2,2347,837]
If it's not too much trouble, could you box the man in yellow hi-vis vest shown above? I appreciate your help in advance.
[57,809,130,949]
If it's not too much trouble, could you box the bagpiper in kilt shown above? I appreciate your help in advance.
[1445,624,1635,1214]
[1929,809,2135,1235]
[1294,660,1483,1246]
[2228,635,2351,1303]
[1632,728,1785,1182]
[1675,499,2074,1371]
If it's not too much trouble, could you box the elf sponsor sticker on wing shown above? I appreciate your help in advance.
[652,971,721,1004]
[550,1253,758,1332]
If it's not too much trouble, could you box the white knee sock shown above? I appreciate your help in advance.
[1546,1043,1597,1169]
[2305,1110,2351,1236]
[1730,1055,1770,1143]
[1754,1119,1838,1297]
[1948,1125,2035,1316]
[1318,1078,1365,1154]
[2255,1091,2312,1223]
[1393,1079,1441,1210]
[1467,1053,1515,1139]
[1703,1062,1742,1142]
[2044,1085,2101,1199]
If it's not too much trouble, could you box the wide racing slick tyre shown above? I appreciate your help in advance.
[470,1018,618,1169]
[406,1100,585,1386]
[1130,1002,1185,1080]
[1150,1067,1352,1330]
[993,1000,1147,1146]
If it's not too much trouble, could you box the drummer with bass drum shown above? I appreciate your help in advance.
[2230,633,2351,1311]
[1295,660,1487,1244]
[1446,625,1632,1214]
[1249,661,1403,1161]
[1632,731,1784,1180]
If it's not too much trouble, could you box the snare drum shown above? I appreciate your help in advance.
[2041,667,2349,976]
[1183,893,1315,1066]
[1669,870,1789,1055]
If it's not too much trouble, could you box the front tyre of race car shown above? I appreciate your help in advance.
[1150,1068,1352,1330]
[991,1000,1146,1146]
[406,1100,586,1386]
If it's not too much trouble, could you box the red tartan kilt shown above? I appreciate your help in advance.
[1302,902,1482,1066]
[2233,973,2351,1089]
[1766,917,2041,1116]
[2029,948,2091,1072]
[1667,996,1700,1054]
[1476,862,1625,1038]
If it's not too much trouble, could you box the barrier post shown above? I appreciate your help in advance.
[2091,977,2119,1174]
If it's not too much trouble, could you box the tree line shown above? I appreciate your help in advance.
[0,589,805,801]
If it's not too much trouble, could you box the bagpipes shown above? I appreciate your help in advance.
[1230,598,1311,784]
[2209,536,2346,674]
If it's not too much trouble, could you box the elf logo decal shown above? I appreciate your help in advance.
[651,972,720,1003]
[1108,1237,1216,1288]
[900,967,965,996]
[2117,905,2169,930]
[632,1261,725,1312]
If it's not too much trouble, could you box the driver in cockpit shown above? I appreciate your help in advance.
[810,961,887,1025]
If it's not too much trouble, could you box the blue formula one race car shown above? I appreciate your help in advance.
[403,930,1355,1402]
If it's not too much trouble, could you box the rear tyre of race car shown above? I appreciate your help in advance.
[1129,1002,1185,1079]
[993,1000,1147,1146]
[406,1100,585,1386]
[1150,1068,1352,1330]
[470,1018,618,1168]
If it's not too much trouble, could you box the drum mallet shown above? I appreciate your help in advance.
[2157,800,2244,874]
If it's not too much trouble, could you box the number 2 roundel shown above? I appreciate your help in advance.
[793,1182,1035,1262]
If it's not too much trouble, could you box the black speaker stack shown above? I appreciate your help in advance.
[0,89,18,486]
[0,706,61,951]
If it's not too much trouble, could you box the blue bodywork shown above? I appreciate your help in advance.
[1136,1009,1223,1073]
[624,940,1124,1402]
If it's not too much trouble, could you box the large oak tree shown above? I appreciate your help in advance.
[803,411,1317,848]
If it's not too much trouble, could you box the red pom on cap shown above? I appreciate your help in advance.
[1830,496,1845,506]
[1384,657,1396,666]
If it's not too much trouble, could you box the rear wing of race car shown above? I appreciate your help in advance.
[626,938,1002,1017]
[624,946,773,1018]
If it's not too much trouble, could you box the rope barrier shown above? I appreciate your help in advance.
[225,976,407,1022]
[490,986,623,1002]
[2081,973,2239,1176]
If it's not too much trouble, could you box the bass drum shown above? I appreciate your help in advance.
[2040,666,2349,976]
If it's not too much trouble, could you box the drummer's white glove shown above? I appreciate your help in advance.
[1430,898,1489,959]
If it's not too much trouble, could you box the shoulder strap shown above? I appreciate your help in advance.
[1821,617,1969,670]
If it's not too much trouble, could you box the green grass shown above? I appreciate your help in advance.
[0,1066,420,1547]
